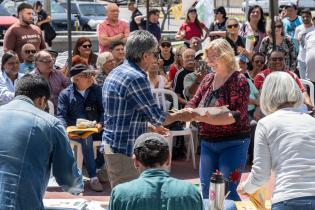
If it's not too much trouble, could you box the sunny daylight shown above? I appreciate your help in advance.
[1,0,315,209]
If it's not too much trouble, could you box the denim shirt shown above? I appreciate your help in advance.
[0,96,83,210]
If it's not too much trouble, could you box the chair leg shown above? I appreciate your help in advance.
[189,135,196,170]
[166,135,173,171]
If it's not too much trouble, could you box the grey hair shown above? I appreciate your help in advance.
[125,30,158,63]
[260,71,303,115]
[96,52,112,70]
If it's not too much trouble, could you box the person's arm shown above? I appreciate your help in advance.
[175,24,185,40]
[51,121,84,194]
[241,121,271,194]
[98,24,125,47]
[56,91,69,127]
[37,11,51,26]
[122,21,129,43]
[135,15,145,25]
[3,27,16,52]
[208,31,226,37]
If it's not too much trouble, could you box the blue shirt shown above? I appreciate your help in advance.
[140,20,161,41]
[57,84,104,127]
[0,96,83,210]
[283,16,302,52]
[102,60,166,156]
[19,62,35,73]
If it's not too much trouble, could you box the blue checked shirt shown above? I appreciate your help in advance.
[102,59,167,156]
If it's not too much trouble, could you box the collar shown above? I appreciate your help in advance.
[104,18,120,26]
[140,168,170,178]
[14,95,35,105]
[125,59,147,76]
[1,71,23,81]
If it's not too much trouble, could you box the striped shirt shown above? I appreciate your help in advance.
[102,59,167,156]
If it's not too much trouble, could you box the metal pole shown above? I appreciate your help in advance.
[67,0,72,69]
[146,0,149,30]
[44,0,51,17]
[269,0,277,50]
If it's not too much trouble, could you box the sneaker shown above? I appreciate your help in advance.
[90,178,104,192]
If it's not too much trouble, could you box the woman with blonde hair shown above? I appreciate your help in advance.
[187,38,250,200]
[238,71,315,210]
[168,45,187,82]
[95,52,116,86]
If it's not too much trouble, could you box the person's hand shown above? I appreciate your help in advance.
[176,108,201,122]
[237,46,247,55]
[237,182,249,196]
[152,126,169,136]
[96,123,103,132]
[196,71,206,84]
[158,59,164,68]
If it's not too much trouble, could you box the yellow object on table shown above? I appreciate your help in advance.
[66,126,99,139]
[235,200,271,210]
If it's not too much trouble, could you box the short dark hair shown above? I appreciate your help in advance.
[109,40,125,51]
[301,8,312,16]
[15,74,51,101]
[148,8,160,17]
[17,3,33,14]
[1,50,18,71]
[134,139,169,168]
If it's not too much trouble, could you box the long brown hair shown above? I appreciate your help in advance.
[185,7,203,34]
[73,37,93,64]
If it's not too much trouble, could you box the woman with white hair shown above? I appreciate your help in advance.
[95,52,116,86]
[237,71,315,210]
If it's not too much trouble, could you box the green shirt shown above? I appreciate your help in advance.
[109,169,204,210]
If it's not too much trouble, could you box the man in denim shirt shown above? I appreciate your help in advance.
[0,74,83,210]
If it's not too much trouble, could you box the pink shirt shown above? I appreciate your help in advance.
[97,18,129,53]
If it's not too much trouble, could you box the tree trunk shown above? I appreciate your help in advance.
[160,0,173,32]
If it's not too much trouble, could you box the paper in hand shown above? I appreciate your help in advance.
[194,106,230,116]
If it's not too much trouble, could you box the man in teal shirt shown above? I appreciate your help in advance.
[109,133,204,210]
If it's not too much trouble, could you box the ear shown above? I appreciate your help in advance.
[34,96,46,110]
[132,154,141,169]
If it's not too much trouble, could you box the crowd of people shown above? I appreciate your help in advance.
[1,0,315,210]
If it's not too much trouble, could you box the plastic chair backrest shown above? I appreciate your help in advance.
[151,89,179,112]
[301,79,314,105]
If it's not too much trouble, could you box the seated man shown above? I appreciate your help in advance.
[57,64,104,192]
[0,74,83,209]
[109,132,204,210]
[20,43,36,73]
[109,40,125,67]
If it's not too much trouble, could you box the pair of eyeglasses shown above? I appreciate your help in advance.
[254,60,264,64]
[227,24,239,29]
[161,43,171,48]
[38,60,53,64]
[275,25,283,28]
[271,57,284,62]
[24,50,36,54]
[81,44,92,49]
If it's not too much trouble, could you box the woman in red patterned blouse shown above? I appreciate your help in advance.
[187,39,250,201]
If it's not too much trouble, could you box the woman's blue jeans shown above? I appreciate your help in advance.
[272,196,315,210]
[73,136,96,178]
[200,138,250,200]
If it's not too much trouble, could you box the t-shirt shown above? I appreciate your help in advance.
[305,31,315,81]
[225,35,245,55]
[129,8,142,32]
[295,24,314,62]
[19,62,35,74]
[3,22,46,61]
[209,18,227,40]
[159,52,175,73]
[36,9,49,31]
[140,20,161,41]
[254,68,305,92]
[173,68,193,99]
[179,22,205,40]
[283,16,302,52]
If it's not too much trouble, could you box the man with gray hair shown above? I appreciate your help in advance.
[102,30,200,188]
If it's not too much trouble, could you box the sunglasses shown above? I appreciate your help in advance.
[81,44,92,49]
[254,60,264,64]
[275,25,283,28]
[271,57,284,62]
[161,43,171,48]
[227,24,239,29]
[24,50,36,54]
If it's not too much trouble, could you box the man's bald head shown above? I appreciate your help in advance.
[107,3,119,22]
[21,43,36,62]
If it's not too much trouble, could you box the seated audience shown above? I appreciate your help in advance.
[73,37,98,68]
[158,37,175,74]
[0,74,83,209]
[189,37,202,52]
[238,71,315,209]
[1,51,24,93]
[20,43,36,73]
[32,50,70,111]
[169,45,186,82]
[248,52,265,81]
[173,48,196,107]
[109,133,204,210]
[148,58,170,89]
[109,40,125,67]
[95,52,116,86]
[57,64,104,192]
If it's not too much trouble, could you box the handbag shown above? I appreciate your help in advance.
[44,24,56,42]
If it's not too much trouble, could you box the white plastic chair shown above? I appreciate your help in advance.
[151,88,196,169]
[70,140,83,172]
[55,56,68,67]
[301,79,315,105]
